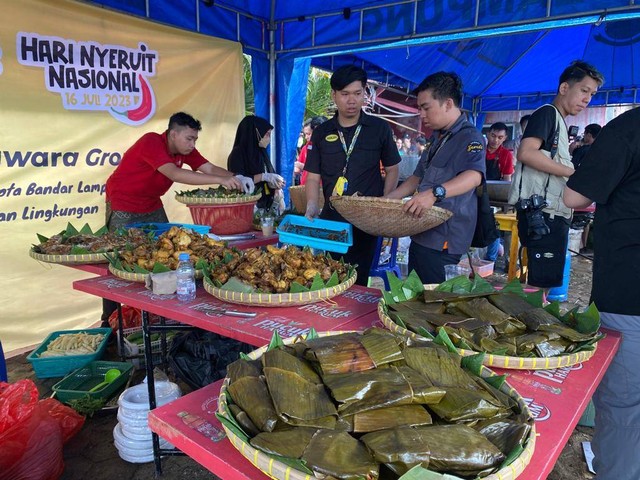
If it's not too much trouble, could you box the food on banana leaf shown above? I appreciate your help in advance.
[227,376,279,432]
[302,430,379,480]
[229,404,260,437]
[222,329,533,479]
[226,358,262,383]
[176,185,253,198]
[384,276,602,359]
[361,425,506,477]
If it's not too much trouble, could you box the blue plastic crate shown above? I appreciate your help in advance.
[126,222,210,237]
[26,328,112,379]
[276,215,352,254]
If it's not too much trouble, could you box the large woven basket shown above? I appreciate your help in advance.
[288,185,324,214]
[378,299,597,370]
[202,270,356,307]
[29,248,109,265]
[108,264,203,283]
[330,195,452,237]
[218,331,536,480]
[175,192,261,205]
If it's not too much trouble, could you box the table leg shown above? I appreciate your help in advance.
[508,224,520,281]
[142,310,163,476]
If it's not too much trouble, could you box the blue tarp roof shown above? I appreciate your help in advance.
[86,0,640,188]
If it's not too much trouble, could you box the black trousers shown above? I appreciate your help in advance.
[408,242,462,285]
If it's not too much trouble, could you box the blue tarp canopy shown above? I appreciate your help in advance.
[86,0,640,189]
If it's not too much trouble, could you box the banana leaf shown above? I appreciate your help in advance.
[359,328,405,367]
[390,300,446,314]
[478,337,518,356]
[249,427,317,458]
[301,430,379,480]
[262,348,322,385]
[450,298,512,327]
[322,366,414,416]
[303,332,375,374]
[535,338,572,357]
[396,365,447,405]
[435,275,496,295]
[361,425,505,477]
[516,308,562,330]
[473,418,531,456]
[438,326,482,352]
[351,404,433,432]
[487,292,537,317]
[403,347,479,391]
[427,387,511,423]
[229,404,260,437]
[227,376,279,432]
[264,367,337,428]
[537,323,597,343]
[226,358,262,383]
[390,311,437,336]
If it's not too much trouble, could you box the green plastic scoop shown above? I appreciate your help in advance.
[89,368,121,393]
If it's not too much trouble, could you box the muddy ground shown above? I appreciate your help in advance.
[5,251,596,480]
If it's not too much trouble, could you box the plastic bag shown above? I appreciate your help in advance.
[107,305,163,332]
[168,329,254,389]
[0,380,85,480]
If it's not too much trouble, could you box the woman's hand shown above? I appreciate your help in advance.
[262,173,285,189]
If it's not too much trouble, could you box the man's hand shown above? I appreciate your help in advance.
[305,200,320,221]
[402,190,436,218]
[220,176,244,191]
[234,175,255,194]
[262,173,285,189]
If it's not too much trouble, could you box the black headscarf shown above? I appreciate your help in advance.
[227,115,275,209]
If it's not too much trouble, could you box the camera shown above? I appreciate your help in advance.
[516,194,550,240]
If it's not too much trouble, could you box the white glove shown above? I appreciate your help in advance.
[305,200,320,221]
[262,172,285,189]
[234,175,254,194]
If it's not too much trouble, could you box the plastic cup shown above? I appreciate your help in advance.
[444,264,471,281]
[261,217,274,236]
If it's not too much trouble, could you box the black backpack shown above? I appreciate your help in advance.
[471,180,499,248]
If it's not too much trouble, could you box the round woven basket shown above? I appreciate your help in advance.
[108,264,203,283]
[29,248,110,265]
[378,299,597,370]
[330,195,452,237]
[202,270,356,307]
[175,192,261,205]
[217,331,536,480]
[288,185,324,214]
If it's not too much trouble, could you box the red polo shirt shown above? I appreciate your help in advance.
[485,144,514,179]
[106,131,207,213]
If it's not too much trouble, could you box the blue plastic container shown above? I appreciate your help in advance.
[26,328,112,379]
[126,222,210,238]
[547,249,571,302]
[276,215,353,253]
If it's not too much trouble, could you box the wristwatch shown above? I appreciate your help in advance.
[432,184,446,202]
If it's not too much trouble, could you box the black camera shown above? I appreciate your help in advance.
[516,194,550,240]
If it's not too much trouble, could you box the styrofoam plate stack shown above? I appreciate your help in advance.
[114,381,181,463]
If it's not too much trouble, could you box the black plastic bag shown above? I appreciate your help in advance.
[168,329,254,390]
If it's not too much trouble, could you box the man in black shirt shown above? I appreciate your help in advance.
[304,66,400,285]
[564,107,640,480]
[571,123,601,169]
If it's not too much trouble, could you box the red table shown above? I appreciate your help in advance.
[72,276,382,347]
[148,327,619,480]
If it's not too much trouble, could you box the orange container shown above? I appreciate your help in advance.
[187,203,256,235]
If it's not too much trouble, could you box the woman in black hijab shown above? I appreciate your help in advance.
[227,115,284,209]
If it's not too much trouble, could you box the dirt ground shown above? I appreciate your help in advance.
[5,251,596,480]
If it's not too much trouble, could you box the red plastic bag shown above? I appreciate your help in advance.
[107,305,164,332]
[0,380,85,480]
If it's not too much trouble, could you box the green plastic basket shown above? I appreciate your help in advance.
[52,360,133,404]
[26,328,112,379]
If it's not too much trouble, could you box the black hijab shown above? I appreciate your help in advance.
[227,115,275,208]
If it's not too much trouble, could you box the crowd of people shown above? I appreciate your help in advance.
[102,59,638,479]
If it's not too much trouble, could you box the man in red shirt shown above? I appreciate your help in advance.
[484,122,514,262]
[485,122,515,181]
[105,112,250,229]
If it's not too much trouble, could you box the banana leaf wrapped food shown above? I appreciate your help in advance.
[221,329,534,480]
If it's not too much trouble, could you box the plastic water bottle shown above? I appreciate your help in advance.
[176,253,196,302]
[547,249,571,302]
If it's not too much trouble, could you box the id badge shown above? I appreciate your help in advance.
[332,176,348,196]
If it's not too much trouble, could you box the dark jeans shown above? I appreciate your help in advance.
[343,226,378,287]
[408,242,462,285]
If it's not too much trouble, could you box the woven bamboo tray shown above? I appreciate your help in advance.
[203,270,356,307]
[175,192,261,205]
[330,195,452,237]
[218,331,536,480]
[108,264,203,283]
[288,185,324,214]
[29,248,110,265]
[378,300,597,370]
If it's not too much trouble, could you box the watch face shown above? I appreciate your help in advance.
[434,185,446,198]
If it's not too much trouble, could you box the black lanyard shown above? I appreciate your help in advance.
[425,131,452,168]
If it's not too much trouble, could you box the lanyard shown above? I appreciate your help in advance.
[337,124,362,176]
[426,131,452,168]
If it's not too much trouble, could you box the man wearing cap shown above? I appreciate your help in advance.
[386,71,485,284]
[304,65,401,286]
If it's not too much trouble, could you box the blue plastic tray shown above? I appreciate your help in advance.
[26,328,112,379]
[126,222,210,237]
[276,215,352,253]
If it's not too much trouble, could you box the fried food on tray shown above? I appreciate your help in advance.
[210,245,350,294]
[33,228,150,255]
